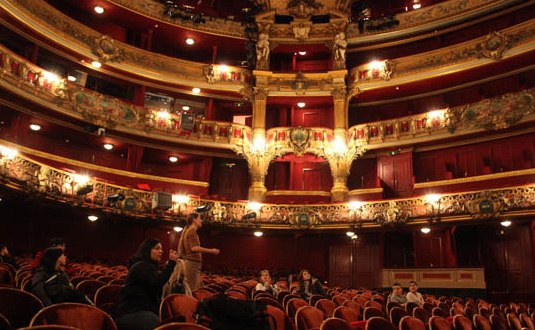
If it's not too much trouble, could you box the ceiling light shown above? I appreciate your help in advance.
[297,102,306,108]
[351,234,358,240]
[67,75,77,82]
[169,156,178,163]
[413,3,421,9]
[182,106,190,111]
[185,38,195,45]
[298,51,307,55]
[94,6,105,14]
[88,215,98,222]
[192,87,201,94]
[103,143,114,150]
[254,231,263,237]
[91,61,102,68]
[346,231,355,237]
[500,220,512,227]
[173,226,183,232]
[421,227,431,234]
[348,201,364,210]
[29,124,41,131]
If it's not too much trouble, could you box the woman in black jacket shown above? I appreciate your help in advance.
[115,239,177,330]
[30,247,87,306]
[294,269,327,301]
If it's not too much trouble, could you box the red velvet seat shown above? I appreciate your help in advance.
[400,316,426,330]
[309,295,325,307]
[192,289,215,302]
[453,315,472,330]
[520,313,535,330]
[406,303,419,315]
[342,300,361,317]
[365,316,396,330]
[489,314,506,330]
[333,306,359,323]
[319,317,352,330]
[30,303,117,330]
[287,298,310,321]
[390,307,409,327]
[386,301,401,313]
[508,312,523,330]
[75,280,106,303]
[18,326,83,330]
[257,296,285,311]
[0,287,44,328]
[365,301,383,313]
[316,299,336,318]
[295,306,324,330]
[432,308,448,319]
[473,314,491,330]
[159,293,198,324]
[265,305,294,330]
[69,277,94,288]
[429,315,452,330]
[153,323,210,330]
[413,307,430,325]
[94,285,122,315]
[363,307,385,320]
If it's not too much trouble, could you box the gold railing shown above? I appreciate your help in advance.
[2,141,535,229]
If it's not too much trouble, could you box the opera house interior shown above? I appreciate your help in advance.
[1,0,535,327]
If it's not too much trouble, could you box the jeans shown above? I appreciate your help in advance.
[115,311,159,330]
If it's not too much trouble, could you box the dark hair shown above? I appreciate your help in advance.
[297,269,313,284]
[186,213,199,226]
[49,237,65,247]
[39,247,64,273]
[409,281,418,286]
[392,282,402,287]
[128,239,161,267]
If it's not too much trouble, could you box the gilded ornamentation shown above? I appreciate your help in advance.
[289,127,310,156]
[476,31,508,60]
[287,0,324,18]
[292,72,309,95]
[332,87,346,100]
[292,23,311,41]
[93,35,123,62]
[253,88,269,101]
[381,60,394,81]
[467,191,505,220]
[446,89,535,132]
[203,64,216,84]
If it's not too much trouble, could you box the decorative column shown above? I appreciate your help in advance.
[248,88,270,202]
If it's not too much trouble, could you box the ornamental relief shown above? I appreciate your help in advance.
[268,72,334,95]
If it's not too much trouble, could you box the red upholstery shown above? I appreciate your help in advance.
[295,306,324,330]
[363,307,385,320]
[30,303,117,330]
[0,287,44,328]
[319,317,352,330]
[75,280,106,302]
[429,315,452,330]
[507,313,523,330]
[365,316,396,330]
[473,314,491,330]
[386,301,401,313]
[265,305,294,330]
[400,316,425,330]
[153,323,211,330]
[520,313,535,330]
[191,289,214,302]
[316,299,336,318]
[390,307,409,327]
[453,315,472,330]
[159,293,198,324]
[287,298,310,321]
[333,306,359,323]
[342,300,361,317]
[432,308,448,319]
[94,285,122,315]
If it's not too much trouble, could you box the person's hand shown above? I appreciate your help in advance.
[211,248,220,255]
[169,249,179,261]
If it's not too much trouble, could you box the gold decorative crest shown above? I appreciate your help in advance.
[289,127,310,156]
[93,35,123,62]
[476,31,508,60]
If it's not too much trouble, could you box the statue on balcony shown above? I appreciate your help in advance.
[333,32,347,69]
[256,32,270,70]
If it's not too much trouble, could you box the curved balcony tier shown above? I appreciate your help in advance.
[1,139,535,229]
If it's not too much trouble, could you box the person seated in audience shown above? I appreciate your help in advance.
[0,244,18,269]
[406,280,424,304]
[388,282,407,304]
[30,247,89,306]
[115,239,178,330]
[255,269,280,295]
[31,237,75,275]
[293,269,326,301]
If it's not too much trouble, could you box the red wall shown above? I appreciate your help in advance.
[292,108,334,128]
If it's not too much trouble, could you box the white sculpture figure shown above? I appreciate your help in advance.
[256,33,270,63]
[334,32,347,63]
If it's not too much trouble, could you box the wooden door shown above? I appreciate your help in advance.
[328,241,379,288]
[329,246,352,289]
[377,152,413,198]
[303,169,321,190]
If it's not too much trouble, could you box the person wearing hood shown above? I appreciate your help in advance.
[115,239,178,330]
[30,247,88,306]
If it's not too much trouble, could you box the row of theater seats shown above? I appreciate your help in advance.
[3,259,535,330]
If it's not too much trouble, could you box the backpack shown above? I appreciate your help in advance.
[196,294,272,330]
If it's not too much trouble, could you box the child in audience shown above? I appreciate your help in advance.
[30,247,88,306]
[115,239,177,330]
[255,269,280,295]
[294,269,326,301]
[388,282,408,304]
[406,280,424,304]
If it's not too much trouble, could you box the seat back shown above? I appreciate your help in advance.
[432,308,448,319]
[287,298,309,320]
[365,300,383,312]
[332,295,348,306]
[489,314,506,330]
[333,306,359,323]
[386,301,401,313]
[390,307,409,327]
[363,307,385,320]
[429,315,452,330]
[265,305,293,330]
[295,306,324,330]
[365,316,396,330]
[160,293,199,324]
[399,316,425,330]
[257,297,285,311]
[316,299,336,318]
[0,287,44,328]
[93,285,122,315]
[413,307,430,325]
[406,302,419,314]
[453,315,472,330]
[30,302,117,330]
[520,313,535,330]
[192,289,215,302]
[75,280,105,302]
[473,314,491,330]
[507,312,523,330]
[319,317,352,330]
[153,323,211,330]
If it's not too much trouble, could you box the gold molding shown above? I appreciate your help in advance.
[0,139,210,187]
[414,168,535,189]
[348,188,383,196]
[266,190,331,197]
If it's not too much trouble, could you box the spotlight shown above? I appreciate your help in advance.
[94,6,105,14]
[185,38,195,45]
[254,231,263,237]
[421,227,431,234]
[91,61,102,68]
[87,215,99,221]
[76,184,94,196]
[412,3,421,9]
[173,226,183,232]
[195,205,211,213]
[346,231,355,237]
[500,220,512,227]
[107,193,125,203]
[29,124,41,131]
[242,212,257,220]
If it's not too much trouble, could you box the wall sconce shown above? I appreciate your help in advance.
[424,194,441,223]
[251,135,267,155]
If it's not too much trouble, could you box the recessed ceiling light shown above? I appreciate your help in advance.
[173,226,183,232]
[298,51,307,55]
[351,234,358,240]
[185,38,195,45]
[91,61,102,68]
[103,143,113,150]
[500,220,512,227]
[346,231,355,237]
[94,6,105,14]
[169,156,178,163]
[421,227,431,234]
[413,3,421,9]
[88,215,98,221]
[182,106,190,111]
[254,231,263,237]
[67,75,77,82]
[192,87,201,94]
[29,124,41,131]
[297,102,306,108]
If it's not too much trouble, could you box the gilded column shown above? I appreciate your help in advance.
[330,86,350,202]
[248,87,269,202]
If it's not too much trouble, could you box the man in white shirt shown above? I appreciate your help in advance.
[406,281,424,304]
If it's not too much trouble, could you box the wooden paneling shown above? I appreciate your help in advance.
[329,239,379,289]
[377,152,413,198]
[329,245,352,289]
